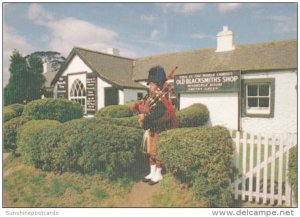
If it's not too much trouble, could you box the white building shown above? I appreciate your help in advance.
[132,26,297,135]
[53,26,297,135]
[52,47,147,117]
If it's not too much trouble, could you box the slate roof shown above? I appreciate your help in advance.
[52,47,146,89]
[132,39,297,81]
[52,39,297,87]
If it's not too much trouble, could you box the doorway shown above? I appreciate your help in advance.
[104,87,119,106]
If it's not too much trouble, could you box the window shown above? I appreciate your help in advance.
[137,92,143,100]
[242,78,275,118]
[70,79,86,113]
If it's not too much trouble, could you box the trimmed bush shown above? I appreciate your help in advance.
[4,107,16,122]
[17,118,144,178]
[23,98,83,122]
[95,104,135,118]
[157,126,234,207]
[9,104,24,115]
[93,116,140,129]
[4,104,24,122]
[288,146,297,203]
[177,103,209,128]
[17,120,61,165]
[3,116,31,151]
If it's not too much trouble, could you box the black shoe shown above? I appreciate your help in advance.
[149,180,159,185]
[142,178,151,182]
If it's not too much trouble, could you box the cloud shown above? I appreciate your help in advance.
[47,18,118,56]
[150,29,160,40]
[27,3,118,57]
[264,15,296,34]
[140,14,157,23]
[218,3,241,13]
[159,3,206,14]
[3,24,34,86]
[191,33,214,40]
[27,3,54,25]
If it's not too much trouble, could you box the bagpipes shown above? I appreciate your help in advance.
[131,66,178,128]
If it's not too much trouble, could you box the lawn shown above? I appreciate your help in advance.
[3,153,205,207]
[3,154,133,207]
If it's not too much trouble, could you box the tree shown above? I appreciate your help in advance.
[4,50,45,105]
[25,51,66,72]
[4,50,28,105]
[27,55,45,101]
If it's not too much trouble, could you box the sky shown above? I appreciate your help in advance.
[2,2,297,86]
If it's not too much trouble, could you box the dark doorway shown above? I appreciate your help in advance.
[104,87,119,106]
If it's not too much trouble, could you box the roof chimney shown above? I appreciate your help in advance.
[43,61,52,73]
[106,48,120,56]
[216,25,235,52]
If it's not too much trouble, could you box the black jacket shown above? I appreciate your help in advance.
[143,101,170,132]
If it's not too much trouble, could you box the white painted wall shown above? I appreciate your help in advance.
[62,55,93,76]
[97,77,112,110]
[122,89,148,104]
[119,90,125,105]
[179,70,297,135]
[180,92,239,130]
[139,81,147,87]
[241,70,297,135]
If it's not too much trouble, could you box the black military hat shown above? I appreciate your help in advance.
[147,66,166,87]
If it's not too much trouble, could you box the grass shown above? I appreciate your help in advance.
[3,154,133,207]
[4,153,207,207]
[150,174,204,207]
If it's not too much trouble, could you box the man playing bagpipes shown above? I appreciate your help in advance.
[131,66,178,185]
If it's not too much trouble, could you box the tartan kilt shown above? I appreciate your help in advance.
[141,130,159,156]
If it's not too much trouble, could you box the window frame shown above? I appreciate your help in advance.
[241,78,275,118]
[69,79,87,114]
[137,92,144,100]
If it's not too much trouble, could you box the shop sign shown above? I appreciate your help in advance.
[174,71,240,93]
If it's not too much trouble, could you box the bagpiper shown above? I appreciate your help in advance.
[131,65,178,185]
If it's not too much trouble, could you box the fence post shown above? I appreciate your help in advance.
[242,132,247,201]
[285,134,292,206]
[270,135,276,205]
[277,134,284,206]
[263,137,269,204]
[234,131,240,200]
[255,134,262,203]
[249,133,255,202]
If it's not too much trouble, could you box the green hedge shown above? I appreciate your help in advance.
[177,103,209,128]
[17,118,144,178]
[23,98,83,122]
[288,146,297,203]
[17,120,61,164]
[157,126,234,207]
[4,104,24,122]
[93,116,140,129]
[95,104,135,118]
[3,116,31,151]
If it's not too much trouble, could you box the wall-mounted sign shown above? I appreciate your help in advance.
[174,71,240,93]
[86,73,98,114]
[57,76,68,98]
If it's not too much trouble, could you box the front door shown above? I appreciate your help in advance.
[104,87,119,106]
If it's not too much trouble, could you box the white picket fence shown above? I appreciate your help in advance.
[230,131,297,206]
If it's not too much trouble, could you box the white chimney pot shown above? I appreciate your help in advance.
[216,25,235,52]
[106,48,120,56]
